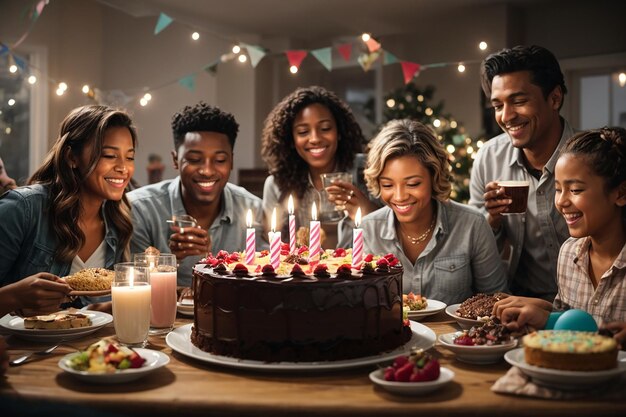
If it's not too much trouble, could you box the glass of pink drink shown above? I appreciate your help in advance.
[135,253,177,336]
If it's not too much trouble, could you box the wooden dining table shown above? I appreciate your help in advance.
[1,311,624,417]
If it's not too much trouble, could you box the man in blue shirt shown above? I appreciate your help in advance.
[128,103,266,286]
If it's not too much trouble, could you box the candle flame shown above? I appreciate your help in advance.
[355,207,362,227]
[246,209,253,228]
[271,207,277,232]
[288,195,294,215]
[311,202,317,221]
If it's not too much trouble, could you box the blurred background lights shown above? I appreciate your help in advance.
[144,93,152,101]
[619,72,626,87]
[82,85,90,94]
[479,41,488,50]
[238,54,247,63]
[58,82,68,91]
[361,33,371,42]
[417,95,424,102]
[433,119,441,128]
[232,45,241,54]
[191,32,200,40]
[457,63,466,73]
[140,98,148,106]
[289,65,298,74]
[27,75,37,84]
[425,107,433,116]
[7,99,15,106]
[446,144,456,153]
[450,120,457,128]
[386,99,395,108]
[9,64,17,73]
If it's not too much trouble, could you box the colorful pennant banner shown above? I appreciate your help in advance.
[154,13,173,35]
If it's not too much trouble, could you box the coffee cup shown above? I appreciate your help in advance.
[498,180,529,214]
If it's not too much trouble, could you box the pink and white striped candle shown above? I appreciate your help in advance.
[309,202,321,262]
[288,195,296,254]
[270,207,281,269]
[352,207,363,267]
[245,209,255,265]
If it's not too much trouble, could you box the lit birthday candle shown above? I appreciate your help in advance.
[288,195,296,254]
[309,202,321,262]
[245,209,255,265]
[270,207,281,269]
[352,207,363,267]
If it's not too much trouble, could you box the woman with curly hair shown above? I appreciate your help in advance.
[0,105,136,315]
[361,119,506,305]
[261,86,378,247]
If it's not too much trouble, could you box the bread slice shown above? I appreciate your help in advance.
[23,313,92,330]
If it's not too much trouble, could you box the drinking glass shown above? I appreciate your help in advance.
[497,180,530,214]
[112,263,151,347]
[320,172,353,222]
[166,214,198,234]
[135,253,177,335]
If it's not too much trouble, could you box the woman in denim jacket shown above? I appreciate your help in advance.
[361,119,507,305]
[0,105,136,316]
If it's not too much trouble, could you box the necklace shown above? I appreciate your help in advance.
[403,218,436,245]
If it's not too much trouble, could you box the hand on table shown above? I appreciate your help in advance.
[498,304,550,332]
[169,225,211,261]
[492,296,553,319]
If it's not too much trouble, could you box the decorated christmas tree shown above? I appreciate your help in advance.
[365,83,483,203]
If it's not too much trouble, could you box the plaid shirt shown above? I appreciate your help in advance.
[554,237,626,325]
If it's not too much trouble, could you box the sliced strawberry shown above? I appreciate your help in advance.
[394,362,414,382]
[383,367,396,381]
[333,248,347,257]
[392,355,409,369]
[363,253,374,262]
[421,359,440,381]
[297,245,309,255]
[454,335,475,346]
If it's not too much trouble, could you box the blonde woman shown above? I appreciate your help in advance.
[361,119,507,304]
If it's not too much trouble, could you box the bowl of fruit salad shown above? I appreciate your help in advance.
[58,338,169,383]
[438,320,517,364]
[369,349,454,395]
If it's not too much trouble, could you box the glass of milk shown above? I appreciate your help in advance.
[112,263,151,347]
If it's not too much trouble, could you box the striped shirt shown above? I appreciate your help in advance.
[554,237,626,325]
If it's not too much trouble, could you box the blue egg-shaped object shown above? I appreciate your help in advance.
[553,309,598,332]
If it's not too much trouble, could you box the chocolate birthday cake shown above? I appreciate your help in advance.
[190,247,411,362]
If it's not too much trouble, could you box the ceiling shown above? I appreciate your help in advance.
[99,0,543,41]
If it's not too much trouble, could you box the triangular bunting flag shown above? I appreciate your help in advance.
[0,44,9,57]
[285,50,308,69]
[383,50,399,65]
[178,74,196,91]
[311,47,332,71]
[365,38,381,53]
[337,43,352,62]
[154,13,173,35]
[33,0,46,21]
[242,44,267,68]
[357,50,381,72]
[203,62,218,75]
[401,62,421,84]
[13,55,26,71]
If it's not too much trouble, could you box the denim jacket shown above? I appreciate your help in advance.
[0,184,122,285]
[361,200,507,305]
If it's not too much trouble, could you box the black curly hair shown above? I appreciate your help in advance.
[171,102,239,150]
[261,86,364,200]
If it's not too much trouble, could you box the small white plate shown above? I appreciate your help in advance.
[166,321,435,372]
[0,311,113,342]
[369,367,454,395]
[445,304,488,330]
[177,301,194,317]
[406,299,447,321]
[504,348,626,390]
[438,332,517,364]
[58,348,170,384]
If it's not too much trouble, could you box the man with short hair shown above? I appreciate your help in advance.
[128,102,267,286]
[469,45,572,301]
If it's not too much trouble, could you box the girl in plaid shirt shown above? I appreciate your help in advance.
[493,127,626,347]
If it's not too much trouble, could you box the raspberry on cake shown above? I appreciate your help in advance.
[523,330,618,371]
[191,249,408,362]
